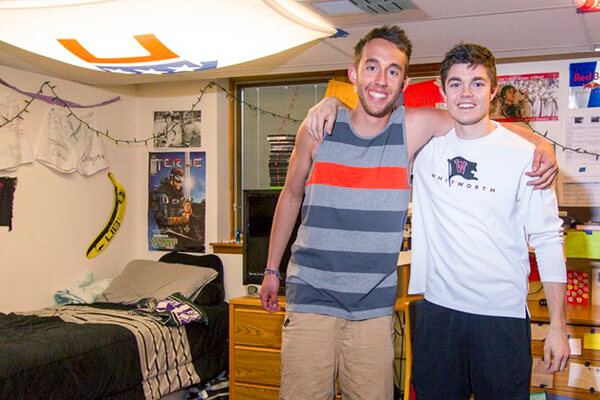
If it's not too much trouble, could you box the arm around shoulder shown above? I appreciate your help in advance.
[304,96,347,140]
[501,122,558,189]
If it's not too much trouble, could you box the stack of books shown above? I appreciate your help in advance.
[267,134,295,188]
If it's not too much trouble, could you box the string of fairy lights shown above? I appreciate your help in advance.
[0,80,304,146]
[523,121,600,161]
[0,79,599,161]
[0,85,41,128]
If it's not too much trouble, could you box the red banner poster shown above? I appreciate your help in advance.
[403,79,446,109]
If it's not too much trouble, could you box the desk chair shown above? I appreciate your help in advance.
[403,298,424,400]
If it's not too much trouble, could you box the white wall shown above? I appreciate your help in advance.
[132,79,245,301]
[0,67,246,312]
[495,57,600,202]
[0,65,139,312]
[219,253,246,300]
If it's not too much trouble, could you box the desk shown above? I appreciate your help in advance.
[529,300,600,399]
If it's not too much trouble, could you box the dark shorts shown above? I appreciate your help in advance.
[412,300,532,400]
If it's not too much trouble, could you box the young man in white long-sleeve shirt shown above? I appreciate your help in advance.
[408,42,569,400]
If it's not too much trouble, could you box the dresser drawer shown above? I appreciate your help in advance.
[531,323,600,361]
[233,347,282,386]
[231,383,280,400]
[233,307,285,348]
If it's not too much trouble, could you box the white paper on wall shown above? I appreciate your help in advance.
[565,111,600,166]
[568,362,600,390]
[570,338,583,356]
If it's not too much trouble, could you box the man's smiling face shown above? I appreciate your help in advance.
[350,38,408,118]
[443,63,497,127]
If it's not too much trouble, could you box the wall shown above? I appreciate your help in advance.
[0,64,139,312]
[132,79,245,301]
[495,57,600,212]
[0,67,247,312]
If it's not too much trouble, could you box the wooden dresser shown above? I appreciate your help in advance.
[229,295,417,400]
[229,296,285,400]
[529,300,600,399]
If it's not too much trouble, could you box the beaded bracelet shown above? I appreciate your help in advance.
[264,268,281,279]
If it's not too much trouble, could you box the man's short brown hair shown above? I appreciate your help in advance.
[354,25,412,67]
[440,42,497,92]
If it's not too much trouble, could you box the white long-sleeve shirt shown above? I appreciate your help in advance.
[408,123,566,319]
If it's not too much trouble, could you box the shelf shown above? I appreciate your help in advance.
[210,241,243,254]
[528,300,600,326]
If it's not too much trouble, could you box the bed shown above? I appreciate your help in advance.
[0,252,229,400]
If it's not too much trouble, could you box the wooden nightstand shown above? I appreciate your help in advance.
[229,296,285,400]
[229,296,419,400]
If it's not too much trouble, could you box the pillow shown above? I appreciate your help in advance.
[191,276,225,306]
[98,259,218,304]
[158,252,225,305]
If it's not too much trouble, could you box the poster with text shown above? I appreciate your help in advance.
[153,110,201,148]
[490,72,559,122]
[148,151,206,252]
[569,62,600,109]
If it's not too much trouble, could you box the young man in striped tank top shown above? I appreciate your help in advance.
[259,26,414,400]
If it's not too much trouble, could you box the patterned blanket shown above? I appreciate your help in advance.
[28,304,203,400]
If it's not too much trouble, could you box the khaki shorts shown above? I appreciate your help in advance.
[279,311,394,400]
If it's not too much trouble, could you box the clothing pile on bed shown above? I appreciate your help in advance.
[53,271,112,305]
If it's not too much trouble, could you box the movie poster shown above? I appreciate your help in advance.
[490,72,559,122]
[148,151,206,252]
[153,110,201,148]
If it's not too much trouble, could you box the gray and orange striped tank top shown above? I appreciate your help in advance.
[285,107,411,320]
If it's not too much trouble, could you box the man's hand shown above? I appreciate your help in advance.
[526,140,558,190]
[304,97,344,141]
[543,326,570,373]
[259,274,281,313]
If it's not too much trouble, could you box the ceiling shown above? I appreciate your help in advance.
[0,0,598,87]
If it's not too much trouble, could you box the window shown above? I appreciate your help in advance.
[232,73,347,236]
[242,82,327,189]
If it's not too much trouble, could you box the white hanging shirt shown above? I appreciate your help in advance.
[0,96,34,171]
[37,107,108,176]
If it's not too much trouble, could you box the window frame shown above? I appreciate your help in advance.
[229,71,347,238]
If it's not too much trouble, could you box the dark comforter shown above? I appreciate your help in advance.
[0,302,228,400]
